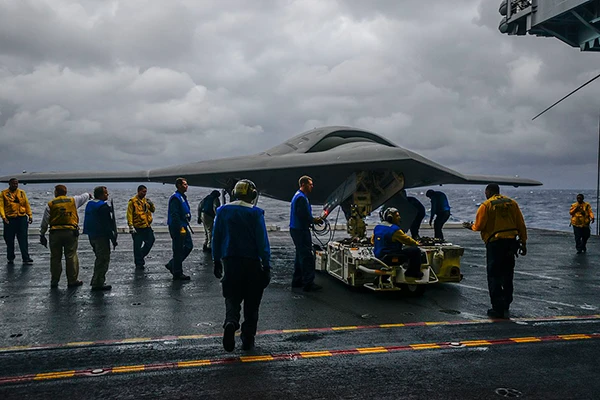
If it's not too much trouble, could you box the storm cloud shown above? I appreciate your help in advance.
[1,0,598,188]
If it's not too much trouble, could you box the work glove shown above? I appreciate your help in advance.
[111,237,118,250]
[180,226,187,236]
[39,234,47,248]
[197,216,202,224]
[213,260,223,279]
[461,221,472,229]
[429,219,433,227]
[262,268,271,288]
[518,242,527,256]
[129,226,136,235]
[146,199,154,208]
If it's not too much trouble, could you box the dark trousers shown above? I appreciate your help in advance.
[402,246,422,274]
[3,216,30,262]
[409,212,425,239]
[573,226,590,252]
[222,257,265,339]
[290,229,315,286]
[167,228,193,276]
[132,227,155,266]
[433,210,451,240]
[89,238,111,287]
[486,239,516,312]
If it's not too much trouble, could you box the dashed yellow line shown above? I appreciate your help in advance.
[2,332,598,386]
[33,371,75,380]
[300,351,333,358]
[510,337,541,343]
[356,347,388,354]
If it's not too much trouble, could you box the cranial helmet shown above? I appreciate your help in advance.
[381,207,399,223]
[232,179,258,202]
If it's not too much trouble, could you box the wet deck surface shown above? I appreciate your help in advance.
[0,227,599,399]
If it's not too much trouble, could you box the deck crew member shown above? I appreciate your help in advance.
[165,178,193,281]
[463,183,527,319]
[407,196,426,240]
[212,179,271,352]
[289,175,323,292]
[569,193,594,254]
[198,190,221,252]
[0,178,34,265]
[83,186,117,291]
[425,189,451,241]
[372,207,423,279]
[127,185,156,269]
[40,185,91,288]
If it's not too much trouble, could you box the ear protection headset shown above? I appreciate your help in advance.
[381,207,399,223]
[232,179,258,201]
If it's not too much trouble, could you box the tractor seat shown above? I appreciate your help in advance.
[380,254,408,266]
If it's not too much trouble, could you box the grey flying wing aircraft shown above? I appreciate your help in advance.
[0,126,541,206]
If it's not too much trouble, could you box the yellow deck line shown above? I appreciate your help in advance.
[379,323,405,328]
[300,351,332,358]
[510,337,541,343]
[282,329,310,333]
[34,371,75,380]
[332,326,358,331]
[559,334,591,340]
[178,360,211,368]
[410,343,441,350]
[356,347,388,354]
[112,365,145,373]
[461,340,492,346]
[240,355,274,362]
[66,341,95,346]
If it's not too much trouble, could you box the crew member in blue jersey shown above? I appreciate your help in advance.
[372,207,423,279]
[289,175,323,292]
[198,190,221,253]
[165,178,193,281]
[426,189,451,241]
[407,196,426,240]
[83,186,117,291]
[212,179,271,352]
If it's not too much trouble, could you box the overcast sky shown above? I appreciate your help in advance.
[1,0,599,189]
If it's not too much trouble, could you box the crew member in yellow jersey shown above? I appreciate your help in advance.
[0,178,33,265]
[569,193,594,254]
[40,185,92,288]
[463,183,527,319]
[127,185,156,269]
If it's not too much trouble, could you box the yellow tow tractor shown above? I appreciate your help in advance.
[314,171,464,296]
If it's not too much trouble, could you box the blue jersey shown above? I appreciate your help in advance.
[212,201,271,268]
[373,223,403,259]
[167,191,191,228]
[83,200,112,239]
[289,190,313,230]
[430,191,450,216]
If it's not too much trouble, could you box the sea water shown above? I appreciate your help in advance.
[16,183,596,233]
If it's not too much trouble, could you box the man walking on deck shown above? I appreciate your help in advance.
[289,175,323,292]
[198,190,221,253]
[166,178,193,281]
[83,186,117,291]
[213,179,271,352]
[463,184,527,319]
[0,178,34,265]
[127,185,156,269]
[570,193,594,254]
[40,185,91,288]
